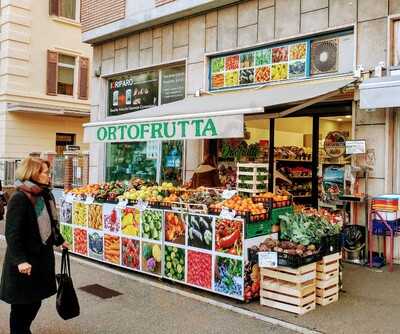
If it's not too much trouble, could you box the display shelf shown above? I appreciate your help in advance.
[289,176,312,179]
[276,159,312,163]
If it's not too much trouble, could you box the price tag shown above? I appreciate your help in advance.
[134,199,149,212]
[258,252,278,268]
[85,196,95,205]
[117,199,128,209]
[222,190,237,200]
[65,193,74,204]
[219,207,236,219]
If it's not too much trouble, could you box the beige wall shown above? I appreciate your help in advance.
[4,112,89,158]
[0,1,92,158]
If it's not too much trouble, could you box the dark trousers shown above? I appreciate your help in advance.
[10,302,42,334]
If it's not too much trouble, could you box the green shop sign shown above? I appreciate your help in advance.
[84,115,244,143]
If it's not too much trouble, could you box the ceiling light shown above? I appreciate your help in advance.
[337,118,343,122]
[345,115,351,119]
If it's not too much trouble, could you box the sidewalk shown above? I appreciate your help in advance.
[0,232,399,334]
[0,240,295,334]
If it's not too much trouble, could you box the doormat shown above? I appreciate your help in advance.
[79,284,123,299]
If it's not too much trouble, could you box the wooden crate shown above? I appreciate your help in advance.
[316,253,341,306]
[236,163,269,195]
[260,263,316,315]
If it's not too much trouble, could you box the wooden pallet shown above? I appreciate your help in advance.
[260,264,316,315]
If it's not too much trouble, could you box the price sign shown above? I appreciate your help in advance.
[65,193,74,204]
[222,190,237,200]
[117,199,128,209]
[219,207,236,219]
[134,199,149,212]
[85,196,95,205]
[258,252,278,268]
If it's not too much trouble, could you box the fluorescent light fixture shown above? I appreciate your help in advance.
[337,118,343,121]
[345,115,351,119]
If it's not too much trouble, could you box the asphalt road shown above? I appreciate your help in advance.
[0,240,296,334]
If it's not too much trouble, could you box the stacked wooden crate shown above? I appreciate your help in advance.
[260,263,316,315]
[236,163,269,195]
[316,253,341,306]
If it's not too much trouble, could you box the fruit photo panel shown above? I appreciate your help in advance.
[214,255,243,298]
[121,207,140,237]
[60,200,72,224]
[142,209,163,241]
[215,219,243,256]
[103,204,121,233]
[121,237,140,270]
[74,227,88,256]
[104,234,121,265]
[72,202,88,227]
[164,211,186,245]
[164,245,186,282]
[141,241,162,275]
[88,230,104,261]
[88,204,103,230]
[187,214,213,250]
[60,224,73,246]
[187,250,212,289]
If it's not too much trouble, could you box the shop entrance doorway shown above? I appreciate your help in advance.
[266,102,352,208]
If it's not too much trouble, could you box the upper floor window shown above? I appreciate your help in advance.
[392,20,400,67]
[58,54,75,96]
[47,50,89,100]
[50,0,78,21]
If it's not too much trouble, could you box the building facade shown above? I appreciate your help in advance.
[0,0,92,159]
[81,0,400,219]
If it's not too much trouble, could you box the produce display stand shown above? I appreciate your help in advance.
[60,198,276,302]
[260,263,317,315]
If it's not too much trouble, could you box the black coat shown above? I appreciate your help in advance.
[0,190,64,304]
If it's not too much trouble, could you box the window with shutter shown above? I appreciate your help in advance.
[47,50,58,96]
[78,57,89,100]
[49,0,59,16]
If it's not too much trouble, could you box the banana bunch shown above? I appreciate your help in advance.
[73,202,88,226]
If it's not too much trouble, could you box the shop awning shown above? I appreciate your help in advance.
[360,76,400,109]
[84,77,356,143]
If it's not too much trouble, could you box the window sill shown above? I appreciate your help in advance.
[51,16,81,28]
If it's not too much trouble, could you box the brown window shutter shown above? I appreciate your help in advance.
[49,0,59,16]
[78,57,89,100]
[47,50,58,96]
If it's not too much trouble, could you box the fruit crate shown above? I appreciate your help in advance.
[270,206,294,225]
[260,263,316,315]
[245,219,279,239]
[316,253,340,306]
[236,163,269,195]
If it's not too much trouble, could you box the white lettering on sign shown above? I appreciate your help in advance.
[134,199,149,212]
[117,199,128,209]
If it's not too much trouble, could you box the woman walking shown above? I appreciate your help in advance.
[0,157,68,333]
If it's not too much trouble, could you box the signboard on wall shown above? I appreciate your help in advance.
[324,131,347,158]
[108,71,159,116]
[84,115,244,143]
[209,41,309,91]
[161,66,186,105]
[345,140,366,155]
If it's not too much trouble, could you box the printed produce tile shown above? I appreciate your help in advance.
[88,204,103,230]
[121,207,140,237]
[187,250,212,289]
[165,245,185,282]
[73,202,88,227]
[88,230,104,260]
[187,214,212,250]
[121,238,140,270]
[60,201,72,224]
[165,211,186,245]
[215,219,243,256]
[104,234,121,265]
[214,255,243,298]
[74,227,88,256]
[103,204,121,233]
[142,241,162,275]
[142,209,163,241]
[60,223,73,246]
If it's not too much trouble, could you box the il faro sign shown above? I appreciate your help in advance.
[84,115,244,143]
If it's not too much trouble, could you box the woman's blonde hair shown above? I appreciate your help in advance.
[15,157,50,182]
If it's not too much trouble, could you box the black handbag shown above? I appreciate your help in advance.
[56,249,80,320]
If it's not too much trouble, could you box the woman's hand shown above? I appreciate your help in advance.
[61,241,70,250]
[18,262,32,276]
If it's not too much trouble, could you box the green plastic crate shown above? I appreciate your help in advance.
[270,206,293,224]
[245,220,274,239]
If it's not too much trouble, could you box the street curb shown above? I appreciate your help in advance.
[63,252,322,334]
